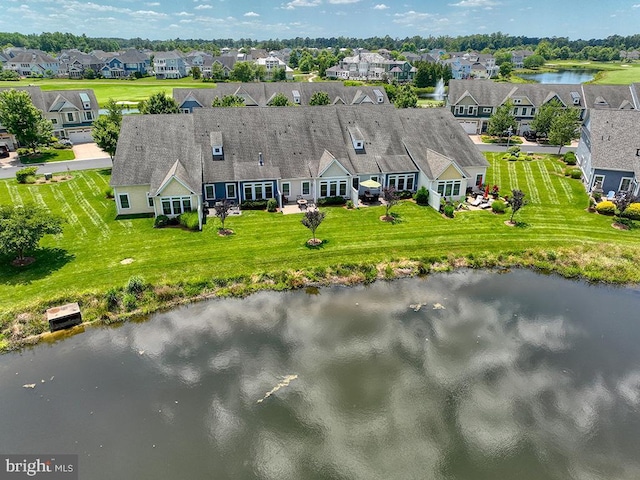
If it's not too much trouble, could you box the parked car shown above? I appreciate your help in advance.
[0,143,10,158]
[59,139,73,147]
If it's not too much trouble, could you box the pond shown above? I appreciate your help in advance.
[518,69,599,84]
[1,269,640,480]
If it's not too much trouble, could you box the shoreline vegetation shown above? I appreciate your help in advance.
[4,244,640,354]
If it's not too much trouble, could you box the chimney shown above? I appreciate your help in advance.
[258,152,263,166]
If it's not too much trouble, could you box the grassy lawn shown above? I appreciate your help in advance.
[0,77,217,107]
[1,154,639,318]
[19,148,75,164]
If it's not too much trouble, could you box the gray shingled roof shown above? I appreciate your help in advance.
[112,106,489,188]
[587,109,640,181]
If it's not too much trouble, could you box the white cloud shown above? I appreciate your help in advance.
[244,11,259,16]
[328,0,359,3]
[283,0,322,9]
[145,2,160,5]
[373,3,389,9]
[177,11,194,16]
[449,0,498,6]
[195,3,213,9]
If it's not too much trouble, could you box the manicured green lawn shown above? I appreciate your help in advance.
[19,148,75,164]
[1,154,639,315]
[543,60,640,84]
[0,77,217,107]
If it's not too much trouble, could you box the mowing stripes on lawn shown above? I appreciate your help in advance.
[60,181,110,238]
[535,162,560,204]
[25,187,51,212]
[521,162,541,204]
[5,183,23,206]
[549,163,575,202]
[490,156,501,188]
[506,160,519,191]
[51,187,88,237]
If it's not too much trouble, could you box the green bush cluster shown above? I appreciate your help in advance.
[622,203,640,220]
[16,166,38,184]
[397,190,413,199]
[563,151,577,165]
[570,169,582,179]
[596,200,616,215]
[16,148,32,157]
[178,211,200,230]
[318,196,347,206]
[346,200,354,209]
[491,199,507,213]
[240,200,268,210]
[104,187,114,199]
[444,204,455,218]
[154,214,170,228]
[266,198,278,212]
[414,186,430,205]
[125,275,146,295]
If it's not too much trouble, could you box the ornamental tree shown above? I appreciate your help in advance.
[509,189,526,223]
[548,107,581,154]
[301,209,325,245]
[0,204,64,263]
[382,186,399,220]
[138,92,179,114]
[211,95,245,107]
[0,89,54,154]
[92,98,123,162]
[269,93,292,106]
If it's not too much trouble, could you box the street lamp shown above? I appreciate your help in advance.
[506,126,513,149]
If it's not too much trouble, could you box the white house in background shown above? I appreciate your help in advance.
[255,55,294,80]
[154,51,187,79]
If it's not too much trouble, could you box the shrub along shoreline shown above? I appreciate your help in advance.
[2,243,640,354]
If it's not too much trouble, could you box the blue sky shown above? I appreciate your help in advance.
[2,0,639,41]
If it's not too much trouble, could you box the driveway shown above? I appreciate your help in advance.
[73,142,107,160]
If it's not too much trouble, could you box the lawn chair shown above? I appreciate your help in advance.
[469,195,484,207]
[607,191,615,201]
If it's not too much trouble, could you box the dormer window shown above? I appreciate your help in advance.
[348,126,365,152]
[355,141,363,150]
[210,131,223,159]
[213,146,222,156]
[292,90,301,104]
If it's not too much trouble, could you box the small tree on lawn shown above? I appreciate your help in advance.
[487,100,517,138]
[509,189,526,224]
[214,200,232,233]
[613,191,639,223]
[0,204,64,264]
[548,107,581,154]
[92,99,123,163]
[301,209,325,246]
[138,92,179,114]
[382,186,399,220]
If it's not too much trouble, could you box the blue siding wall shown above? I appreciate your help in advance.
[180,100,202,113]
[214,183,228,199]
[595,168,634,193]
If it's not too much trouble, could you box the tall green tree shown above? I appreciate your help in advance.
[138,92,179,114]
[92,100,123,162]
[523,54,545,69]
[210,63,225,80]
[499,62,514,78]
[530,99,562,137]
[393,84,418,108]
[0,89,53,154]
[0,204,64,264]
[191,66,201,80]
[548,108,581,154]
[230,62,255,82]
[309,91,330,106]
[269,93,292,106]
[487,100,517,137]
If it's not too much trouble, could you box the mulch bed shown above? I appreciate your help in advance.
[218,229,234,236]
[11,257,35,267]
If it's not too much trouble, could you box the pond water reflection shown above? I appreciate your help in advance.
[518,69,598,84]
[1,270,640,479]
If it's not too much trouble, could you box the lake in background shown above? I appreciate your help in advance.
[518,70,598,84]
[1,269,640,480]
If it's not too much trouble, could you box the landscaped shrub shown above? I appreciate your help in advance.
[178,211,200,230]
[507,155,519,161]
[592,191,602,202]
[570,169,582,179]
[125,275,146,295]
[414,186,429,205]
[563,151,577,165]
[622,203,640,220]
[154,215,169,228]
[16,148,31,157]
[346,200,354,209]
[105,287,119,311]
[122,293,138,312]
[397,190,413,199]
[240,199,268,210]
[16,166,38,184]
[317,196,346,206]
[524,155,534,161]
[507,146,521,155]
[596,200,616,215]
[444,204,455,218]
[491,199,507,213]
[266,198,278,212]
[24,175,37,184]
[105,187,114,199]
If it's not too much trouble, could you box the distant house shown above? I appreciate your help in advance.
[4,50,59,77]
[173,83,389,112]
[0,86,99,148]
[510,50,535,68]
[576,109,640,196]
[110,106,489,226]
[254,55,294,80]
[447,80,637,135]
[59,50,104,78]
[326,52,414,82]
[154,51,187,79]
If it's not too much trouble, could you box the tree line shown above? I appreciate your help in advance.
[2,31,640,58]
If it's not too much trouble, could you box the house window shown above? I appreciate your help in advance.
[619,177,633,192]
[181,109,190,114]
[513,107,519,116]
[301,181,310,196]
[160,196,191,216]
[85,112,93,121]
[51,118,58,125]
[468,106,477,116]
[387,174,415,191]
[455,106,465,115]
[204,185,215,200]
[282,182,290,197]
[319,179,348,197]
[118,194,130,209]
[243,182,274,201]
[437,180,462,197]
[482,107,492,114]
[476,174,483,186]
[592,175,605,190]
[66,112,74,122]
[226,183,236,199]
[147,195,154,208]
[371,175,379,183]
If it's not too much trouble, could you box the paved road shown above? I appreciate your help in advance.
[0,156,112,179]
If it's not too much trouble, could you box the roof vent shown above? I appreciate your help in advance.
[258,152,263,166]
[636,148,640,157]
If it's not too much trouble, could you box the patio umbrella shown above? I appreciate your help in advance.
[360,179,382,188]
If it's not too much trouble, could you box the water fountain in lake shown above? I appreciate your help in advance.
[433,78,445,100]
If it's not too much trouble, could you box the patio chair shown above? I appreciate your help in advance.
[607,191,615,201]
[469,195,484,207]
